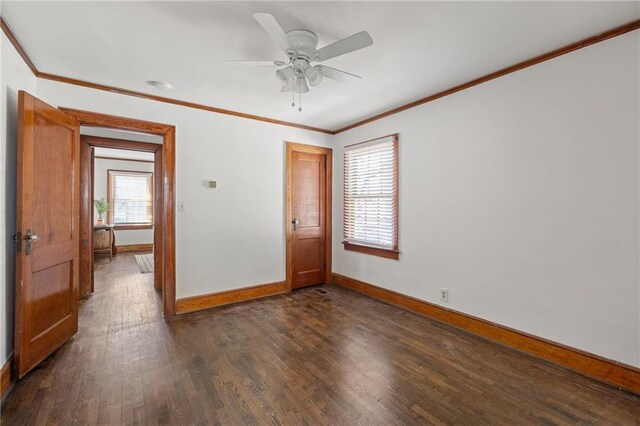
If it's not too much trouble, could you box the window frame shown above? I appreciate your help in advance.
[342,133,399,260]
[106,169,154,229]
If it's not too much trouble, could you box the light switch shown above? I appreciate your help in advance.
[177,200,186,212]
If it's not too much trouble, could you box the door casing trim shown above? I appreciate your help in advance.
[62,108,177,316]
[285,142,333,292]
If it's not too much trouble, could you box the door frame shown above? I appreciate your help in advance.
[285,142,332,292]
[80,135,162,297]
[61,108,177,316]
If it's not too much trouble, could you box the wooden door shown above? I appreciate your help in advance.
[15,91,80,378]
[290,151,327,289]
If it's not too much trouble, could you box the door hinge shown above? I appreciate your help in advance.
[12,232,22,253]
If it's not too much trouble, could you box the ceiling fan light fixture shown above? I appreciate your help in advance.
[280,78,294,92]
[304,66,323,87]
[295,75,310,94]
[276,66,294,85]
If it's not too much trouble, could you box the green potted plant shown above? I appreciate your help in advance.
[94,198,109,225]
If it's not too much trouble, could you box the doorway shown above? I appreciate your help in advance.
[62,107,176,317]
[285,142,332,291]
[80,134,161,297]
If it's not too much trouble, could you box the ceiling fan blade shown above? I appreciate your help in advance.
[314,31,373,62]
[317,65,361,82]
[223,60,286,66]
[253,13,295,54]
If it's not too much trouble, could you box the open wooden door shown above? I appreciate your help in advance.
[14,91,81,378]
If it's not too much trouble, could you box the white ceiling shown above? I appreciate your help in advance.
[3,2,639,130]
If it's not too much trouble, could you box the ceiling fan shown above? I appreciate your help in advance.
[225,13,374,111]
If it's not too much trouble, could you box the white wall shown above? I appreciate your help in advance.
[93,157,154,246]
[1,31,37,365]
[2,22,638,372]
[35,79,333,299]
[333,32,640,367]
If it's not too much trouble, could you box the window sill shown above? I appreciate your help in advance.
[342,241,399,260]
[114,224,154,230]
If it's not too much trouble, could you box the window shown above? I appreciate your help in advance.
[107,170,153,227]
[343,134,399,259]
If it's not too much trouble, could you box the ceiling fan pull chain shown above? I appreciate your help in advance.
[298,76,303,112]
[291,74,296,107]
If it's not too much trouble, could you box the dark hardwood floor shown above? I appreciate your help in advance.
[2,254,639,425]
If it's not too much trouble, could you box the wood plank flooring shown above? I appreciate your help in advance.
[1,253,639,425]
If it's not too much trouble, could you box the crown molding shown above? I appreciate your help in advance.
[2,16,639,136]
[0,18,37,76]
[37,72,334,134]
[334,18,640,134]
[0,17,333,135]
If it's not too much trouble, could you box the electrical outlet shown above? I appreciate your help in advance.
[440,288,449,303]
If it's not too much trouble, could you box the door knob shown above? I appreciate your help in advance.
[292,218,299,231]
[24,229,38,255]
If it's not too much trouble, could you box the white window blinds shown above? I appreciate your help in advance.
[107,170,153,225]
[343,135,398,251]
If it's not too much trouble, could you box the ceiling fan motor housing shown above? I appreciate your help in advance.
[286,29,319,59]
